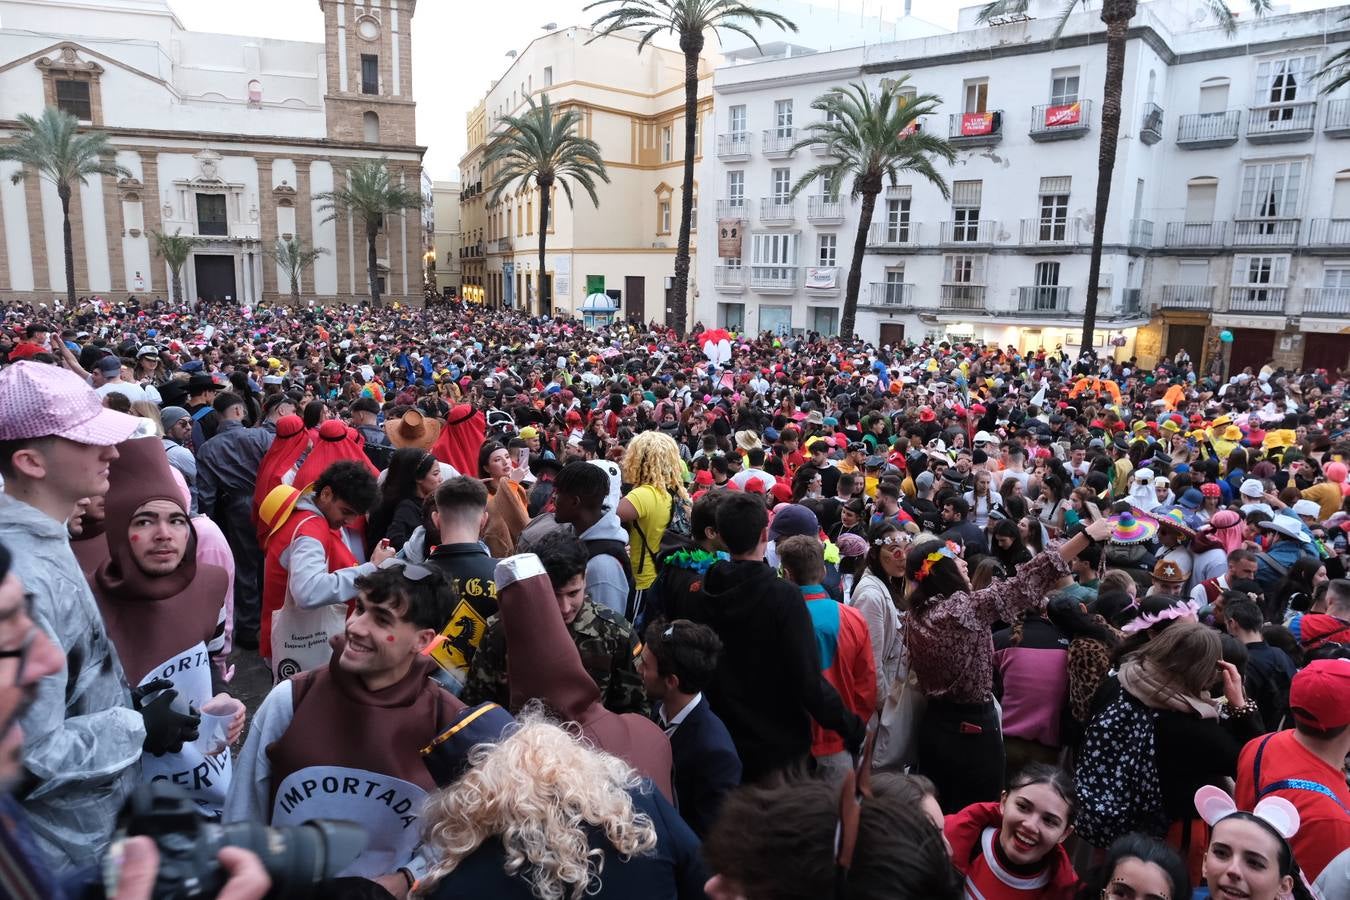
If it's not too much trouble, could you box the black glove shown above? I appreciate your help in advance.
[133,678,201,756]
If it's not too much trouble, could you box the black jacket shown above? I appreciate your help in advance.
[667,698,742,838]
[666,558,864,782]
[423,542,500,672]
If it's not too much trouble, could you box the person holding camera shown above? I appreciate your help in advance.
[226,563,466,898]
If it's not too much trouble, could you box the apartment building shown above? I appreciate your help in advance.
[695,0,1350,372]
[457,25,713,324]
[431,179,462,297]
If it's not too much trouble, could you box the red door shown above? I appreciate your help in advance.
[879,323,906,347]
[1303,333,1350,377]
[1227,329,1276,376]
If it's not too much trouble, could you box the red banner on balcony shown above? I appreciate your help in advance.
[1044,102,1081,127]
[959,112,994,136]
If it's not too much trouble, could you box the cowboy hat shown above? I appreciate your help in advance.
[735,430,763,452]
[1260,516,1310,543]
[1150,558,1188,585]
[384,408,444,449]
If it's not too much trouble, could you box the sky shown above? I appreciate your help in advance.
[175,0,1340,181]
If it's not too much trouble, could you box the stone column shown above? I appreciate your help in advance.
[256,156,278,302]
[140,153,164,297]
[294,159,315,299]
[100,155,127,296]
[23,165,51,292]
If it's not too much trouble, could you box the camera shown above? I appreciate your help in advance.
[103,781,367,899]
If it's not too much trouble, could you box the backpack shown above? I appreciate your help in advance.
[1073,686,1168,847]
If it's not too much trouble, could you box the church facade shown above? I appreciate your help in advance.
[0,0,425,306]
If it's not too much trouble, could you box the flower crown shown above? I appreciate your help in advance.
[912,541,960,582]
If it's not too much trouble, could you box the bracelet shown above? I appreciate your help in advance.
[1223,698,1259,719]
[399,867,415,890]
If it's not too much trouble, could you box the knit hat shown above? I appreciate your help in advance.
[160,406,190,433]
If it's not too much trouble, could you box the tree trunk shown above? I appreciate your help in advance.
[670,38,704,339]
[291,271,300,307]
[367,220,381,308]
[170,267,182,304]
[58,182,76,307]
[842,181,881,342]
[1081,3,1135,366]
[538,175,552,316]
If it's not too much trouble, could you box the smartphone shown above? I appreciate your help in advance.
[1085,501,1103,522]
[514,447,529,469]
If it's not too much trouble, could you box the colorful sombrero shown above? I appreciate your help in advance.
[1108,511,1158,545]
[1155,508,1196,538]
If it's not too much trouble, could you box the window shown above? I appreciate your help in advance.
[1035,261,1061,286]
[1256,55,1317,106]
[691,191,698,231]
[1323,265,1350,290]
[1239,160,1302,219]
[196,193,227,236]
[951,180,983,241]
[727,171,745,205]
[752,232,798,266]
[822,172,839,200]
[54,79,91,120]
[943,254,985,284]
[363,111,380,143]
[527,197,533,234]
[963,79,988,114]
[1238,255,1287,285]
[544,66,553,87]
[1050,68,1080,105]
[719,302,745,330]
[818,233,837,267]
[771,168,791,203]
[361,54,379,94]
[885,268,906,303]
[660,200,672,233]
[662,126,672,162]
[885,197,911,242]
[774,99,793,136]
[1038,176,1071,240]
[729,105,747,136]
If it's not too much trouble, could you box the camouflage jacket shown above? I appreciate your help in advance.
[460,598,648,716]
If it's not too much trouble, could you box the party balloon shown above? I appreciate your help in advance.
[1219,330,1234,343]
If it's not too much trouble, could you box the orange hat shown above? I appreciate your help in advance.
[258,483,302,539]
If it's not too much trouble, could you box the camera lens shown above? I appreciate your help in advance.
[217,820,368,894]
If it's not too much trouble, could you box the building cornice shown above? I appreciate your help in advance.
[0,120,426,158]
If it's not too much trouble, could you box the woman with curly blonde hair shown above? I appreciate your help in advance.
[415,709,706,900]
[617,431,689,619]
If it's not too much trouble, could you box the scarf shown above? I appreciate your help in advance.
[1117,657,1219,720]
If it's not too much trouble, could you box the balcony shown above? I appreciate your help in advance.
[1163,221,1229,249]
[1029,100,1092,141]
[806,195,844,224]
[804,266,840,296]
[1140,102,1164,145]
[762,128,797,158]
[749,265,800,293]
[810,137,838,157]
[1303,287,1350,316]
[1229,286,1287,314]
[1246,101,1317,143]
[716,133,751,161]
[715,199,747,220]
[1121,288,1143,316]
[712,265,745,294]
[1176,110,1242,148]
[940,284,986,310]
[867,221,922,249]
[1309,219,1350,247]
[1019,217,1083,246]
[1231,218,1300,247]
[1327,98,1350,138]
[1157,285,1215,310]
[1128,219,1154,248]
[864,282,915,308]
[947,111,1003,147]
[759,198,796,225]
[1017,285,1072,314]
[940,219,997,245]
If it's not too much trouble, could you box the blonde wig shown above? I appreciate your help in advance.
[416,710,658,900]
[620,430,688,498]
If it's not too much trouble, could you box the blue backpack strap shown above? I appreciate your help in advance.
[191,406,213,422]
[1253,732,1350,815]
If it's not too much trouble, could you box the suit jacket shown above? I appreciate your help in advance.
[667,697,742,838]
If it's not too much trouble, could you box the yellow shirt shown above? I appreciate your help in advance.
[626,484,671,590]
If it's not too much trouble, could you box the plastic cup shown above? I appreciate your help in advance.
[195,696,243,756]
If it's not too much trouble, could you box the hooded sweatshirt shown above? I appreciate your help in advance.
[0,494,143,870]
[666,558,863,782]
[494,555,674,801]
[91,437,230,815]
[945,802,1078,900]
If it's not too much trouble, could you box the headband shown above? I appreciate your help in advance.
[912,541,960,582]
[1194,786,1299,851]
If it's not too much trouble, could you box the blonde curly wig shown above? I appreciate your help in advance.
[415,709,658,900]
[620,430,688,498]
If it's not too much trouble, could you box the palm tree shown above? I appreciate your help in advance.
[0,106,129,307]
[267,236,328,306]
[484,93,610,316]
[978,0,1270,364]
[1318,11,1350,94]
[587,0,796,337]
[151,229,203,303]
[788,79,955,341]
[315,158,423,307]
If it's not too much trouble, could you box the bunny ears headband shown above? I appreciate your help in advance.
[1194,786,1301,842]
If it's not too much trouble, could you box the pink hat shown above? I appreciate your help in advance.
[0,361,140,445]
[1326,461,1347,484]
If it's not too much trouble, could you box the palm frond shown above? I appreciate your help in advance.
[1318,11,1350,94]
[483,93,609,211]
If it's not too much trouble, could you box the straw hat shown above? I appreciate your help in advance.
[259,483,302,539]
[735,430,763,452]
[384,409,444,449]
[1107,510,1158,545]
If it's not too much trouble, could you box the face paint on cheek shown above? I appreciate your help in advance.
[386,635,396,642]
[130,535,139,542]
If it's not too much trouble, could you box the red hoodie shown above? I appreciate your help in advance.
[945,802,1078,900]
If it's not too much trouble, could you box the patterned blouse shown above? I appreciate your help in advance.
[904,550,1071,704]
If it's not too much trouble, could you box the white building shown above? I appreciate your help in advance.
[695,0,1350,373]
[0,0,425,306]
[431,179,462,297]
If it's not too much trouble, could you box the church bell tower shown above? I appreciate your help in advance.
[319,0,417,145]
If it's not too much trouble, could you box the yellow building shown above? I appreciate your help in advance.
[458,26,712,325]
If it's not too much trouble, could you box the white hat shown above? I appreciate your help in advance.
[1239,478,1265,499]
[1241,502,1275,518]
[1134,468,1155,483]
[1260,516,1310,543]
[137,344,159,358]
[973,430,998,445]
[1292,499,1322,519]
[1153,476,1170,488]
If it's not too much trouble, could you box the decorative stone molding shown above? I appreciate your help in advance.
[36,43,105,124]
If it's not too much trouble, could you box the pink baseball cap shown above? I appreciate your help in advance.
[0,361,141,445]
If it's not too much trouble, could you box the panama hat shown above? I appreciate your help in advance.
[384,408,443,449]
[1107,510,1158,545]
[259,483,302,539]
[735,430,763,452]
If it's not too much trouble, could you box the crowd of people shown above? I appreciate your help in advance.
[0,292,1348,899]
